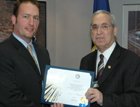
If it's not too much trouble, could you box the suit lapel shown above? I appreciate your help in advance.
[86,51,97,80]
[98,44,121,85]
[91,52,97,72]
[10,35,40,75]
[87,51,97,72]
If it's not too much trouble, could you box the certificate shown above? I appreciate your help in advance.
[41,65,94,107]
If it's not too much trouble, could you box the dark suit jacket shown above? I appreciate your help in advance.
[0,35,50,107]
[80,43,140,107]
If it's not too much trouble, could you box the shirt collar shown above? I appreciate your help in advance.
[13,33,32,48]
[97,42,116,61]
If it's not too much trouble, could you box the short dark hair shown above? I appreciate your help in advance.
[13,0,40,17]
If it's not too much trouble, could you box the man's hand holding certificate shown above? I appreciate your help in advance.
[41,65,94,107]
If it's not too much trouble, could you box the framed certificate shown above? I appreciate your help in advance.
[41,65,95,107]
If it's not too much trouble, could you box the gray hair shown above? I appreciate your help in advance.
[92,10,116,27]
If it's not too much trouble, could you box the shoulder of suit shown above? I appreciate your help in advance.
[115,43,140,61]
[81,50,97,60]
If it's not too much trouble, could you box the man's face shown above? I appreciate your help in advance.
[91,13,117,52]
[12,2,39,43]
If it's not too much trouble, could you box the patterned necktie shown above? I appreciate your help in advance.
[27,44,41,73]
[97,54,104,80]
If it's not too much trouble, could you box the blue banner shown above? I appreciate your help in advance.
[93,0,110,12]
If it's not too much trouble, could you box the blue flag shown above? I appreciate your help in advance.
[93,0,110,13]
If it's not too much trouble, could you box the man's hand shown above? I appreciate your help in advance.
[51,103,64,107]
[85,88,103,106]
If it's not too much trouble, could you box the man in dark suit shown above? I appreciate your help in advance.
[80,10,140,107]
[0,0,50,107]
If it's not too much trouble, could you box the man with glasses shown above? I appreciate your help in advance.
[80,10,140,107]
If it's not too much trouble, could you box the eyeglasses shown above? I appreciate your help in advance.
[90,24,112,31]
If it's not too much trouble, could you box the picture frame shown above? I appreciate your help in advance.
[0,0,47,48]
[122,4,140,56]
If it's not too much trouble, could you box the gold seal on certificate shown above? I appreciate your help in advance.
[41,65,95,107]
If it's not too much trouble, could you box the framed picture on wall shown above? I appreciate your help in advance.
[0,0,47,48]
[122,4,140,56]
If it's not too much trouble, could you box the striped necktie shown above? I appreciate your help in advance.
[97,54,104,80]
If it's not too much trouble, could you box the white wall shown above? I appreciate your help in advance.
[47,0,92,69]
[47,0,140,69]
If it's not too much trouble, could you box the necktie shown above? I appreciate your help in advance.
[27,44,41,72]
[97,54,104,80]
